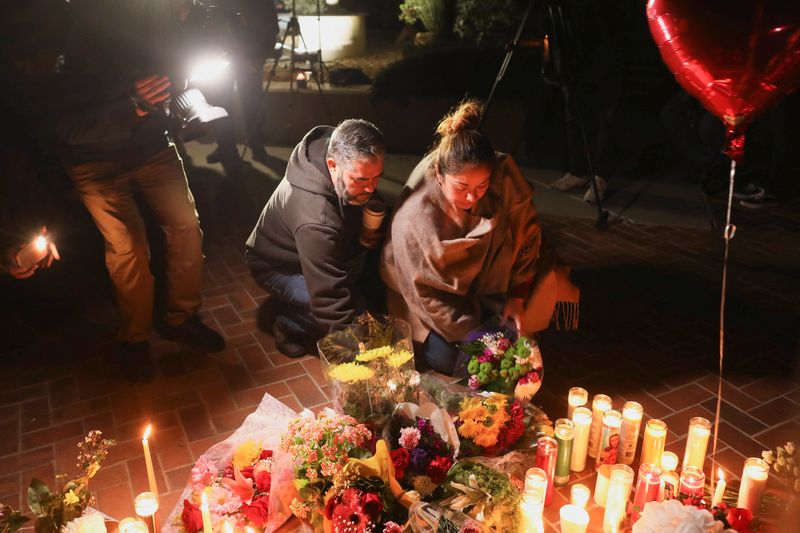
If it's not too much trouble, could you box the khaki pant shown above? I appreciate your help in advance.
[68,146,203,342]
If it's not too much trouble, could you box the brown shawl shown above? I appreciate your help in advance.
[380,153,545,343]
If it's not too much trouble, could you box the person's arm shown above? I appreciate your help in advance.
[55,75,171,146]
[295,223,361,334]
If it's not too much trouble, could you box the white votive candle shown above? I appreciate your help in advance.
[660,451,679,473]
[521,492,545,533]
[571,484,590,508]
[568,387,589,419]
[524,467,549,501]
[737,457,769,516]
[560,504,590,533]
[619,401,643,465]
[134,492,158,518]
[683,417,711,471]
[571,407,592,472]
[594,464,613,507]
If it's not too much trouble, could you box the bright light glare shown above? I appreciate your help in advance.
[33,235,48,252]
[189,56,230,82]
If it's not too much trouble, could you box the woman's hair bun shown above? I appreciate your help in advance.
[436,99,484,137]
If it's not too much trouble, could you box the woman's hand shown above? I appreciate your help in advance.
[502,297,525,333]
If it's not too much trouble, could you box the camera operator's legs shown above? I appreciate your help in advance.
[68,161,156,381]
[239,55,286,174]
[135,146,225,352]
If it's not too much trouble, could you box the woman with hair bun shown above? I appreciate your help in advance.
[381,99,578,374]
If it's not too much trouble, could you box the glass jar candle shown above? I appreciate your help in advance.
[560,504,590,533]
[632,463,662,522]
[587,394,612,459]
[641,419,667,466]
[554,418,575,486]
[134,492,158,518]
[595,409,622,469]
[535,436,558,506]
[737,457,769,516]
[619,401,643,465]
[570,407,593,472]
[679,465,705,500]
[660,451,679,473]
[602,464,635,533]
[682,417,711,471]
[568,387,589,419]
[520,492,544,533]
[524,467,548,500]
[571,484,591,508]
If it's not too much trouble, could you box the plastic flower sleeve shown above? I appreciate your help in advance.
[406,501,491,533]
[317,313,418,429]
[163,394,301,533]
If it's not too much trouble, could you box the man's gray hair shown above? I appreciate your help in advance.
[327,119,385,166]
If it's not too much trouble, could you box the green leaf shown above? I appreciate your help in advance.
[27,479,53,517]
[0,505,31,533]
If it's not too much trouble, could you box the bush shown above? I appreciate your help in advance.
[398,0,453,35]
[292,0,327,16]
[454,0,529,45]
[371,43,541,102]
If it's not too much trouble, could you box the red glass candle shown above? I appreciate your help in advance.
[633,463,662,522]
[535,436,558,506]
[679,465,705,500]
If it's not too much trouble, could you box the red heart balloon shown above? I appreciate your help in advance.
[647,0,800,157]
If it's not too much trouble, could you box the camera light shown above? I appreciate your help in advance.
[188,56,230,83]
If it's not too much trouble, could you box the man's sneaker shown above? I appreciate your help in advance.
[550,172,589,191]
[272,322,307,358]
[160,315,226,352]
[583,176,608,204]
[740,189,778,209]
[107,341,155,382]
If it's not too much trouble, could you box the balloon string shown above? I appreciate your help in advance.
[711,159,737,485]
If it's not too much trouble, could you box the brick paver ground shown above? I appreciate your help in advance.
[0,160,798,531]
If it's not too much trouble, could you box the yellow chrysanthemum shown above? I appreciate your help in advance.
[354,345,393,362]
[387,350,413,367]
[456,395,510,448]
[328,362,375,383]
[232,439,262,470]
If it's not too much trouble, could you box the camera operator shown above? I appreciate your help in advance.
[50,0,225,380]
[182,0,282,170]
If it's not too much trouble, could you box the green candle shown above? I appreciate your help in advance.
[554,418,575,486]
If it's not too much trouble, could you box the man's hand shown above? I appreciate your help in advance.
[501,296,525,333]
[133,75,172,117]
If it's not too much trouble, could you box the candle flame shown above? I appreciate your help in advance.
[718,468,725,481]
[143,424,152,440]
[34,235,47,251]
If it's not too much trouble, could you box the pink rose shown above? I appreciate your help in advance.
[241,496,270,527]
[181,499,204,533]
[497,338,511,351]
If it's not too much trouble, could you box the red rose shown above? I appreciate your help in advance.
[240,466,254,479]
[427,456,454,483]
[360,492,383,521]
[181,499,204,533]
[241,495,270,527]
[395,468,405,480]
[255,468,271,493]
[391,448,410,472]
[259,449,273,460]
[727,507,754,533]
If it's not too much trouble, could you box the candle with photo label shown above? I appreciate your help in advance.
[587,394,612,459]
[619,401,643,465]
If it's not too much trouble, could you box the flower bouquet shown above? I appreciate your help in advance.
[458,331,543,401]
[318,313,419,428]
[7,431,116,533]
[164,394,299,533]
[419,374,552,457]
[438,460,522,533]
[632,500,740,533]
[762,441,799,493]
[280,410,373,530]
[321,440,414,533]
[383,403,459,500]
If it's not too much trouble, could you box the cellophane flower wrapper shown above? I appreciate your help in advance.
[419,373,552,457]
[381,402,460,500]
[437,459,522,533]
[406,501,491,533]
[453,320,544,402]
[164,394,301,533]
[318,313,419,429]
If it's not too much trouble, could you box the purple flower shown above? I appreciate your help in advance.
[410,448,431,471]
[468,376,479,389]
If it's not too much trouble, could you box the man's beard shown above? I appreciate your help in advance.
[334,172,371,205]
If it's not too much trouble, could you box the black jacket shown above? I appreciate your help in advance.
[245,126,365,334]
